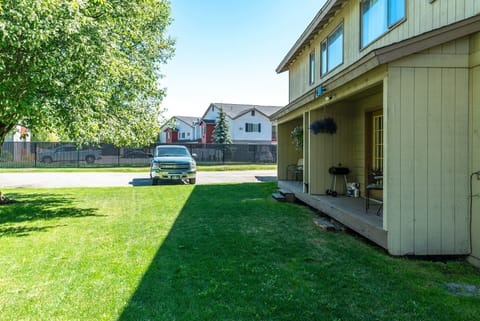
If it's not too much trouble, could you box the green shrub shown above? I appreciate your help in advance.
[0,150,14,162]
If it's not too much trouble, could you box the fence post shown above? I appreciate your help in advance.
[34,142,37,167]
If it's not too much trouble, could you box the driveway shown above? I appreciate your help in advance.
[0,170,277,188]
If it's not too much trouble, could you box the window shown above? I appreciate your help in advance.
[361,0,405,48]
[251,110,255,116]
[372,113,383,171]
[309,51,315,85]
[320,24,344,76]
[245,123,261,133]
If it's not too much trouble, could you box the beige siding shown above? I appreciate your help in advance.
[469,32,480,267]
[288,0,480,102]
[277,120,303,181]
[385,41,471,255]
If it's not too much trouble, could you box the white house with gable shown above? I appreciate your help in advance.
[159,116,201,144]
[201,103,282,144]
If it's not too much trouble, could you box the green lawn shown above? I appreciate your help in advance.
[0,182,479,320]
[0,163,276,173]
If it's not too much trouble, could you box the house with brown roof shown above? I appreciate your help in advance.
[272,0,480,266]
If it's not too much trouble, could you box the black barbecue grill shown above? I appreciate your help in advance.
[326,166,350,197]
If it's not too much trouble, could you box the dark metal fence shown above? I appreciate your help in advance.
[0,142,277,168]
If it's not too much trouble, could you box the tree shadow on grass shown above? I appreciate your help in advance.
[0,193,100,237]
[117,182,289,321]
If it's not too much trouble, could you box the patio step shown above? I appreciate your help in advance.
[272,192,286,202]
[278,188,296,202]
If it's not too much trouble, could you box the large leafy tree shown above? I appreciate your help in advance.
[212,108,232,144]
[0,0,175,147]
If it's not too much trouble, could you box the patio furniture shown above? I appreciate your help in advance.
[365,169,383,215]
[286,158,303,181]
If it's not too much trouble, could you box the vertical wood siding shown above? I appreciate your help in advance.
[277,120,303,180]
[386,41,471,255]
[307,93,382,195]
[288,0,480,102]
[470,32,480,265]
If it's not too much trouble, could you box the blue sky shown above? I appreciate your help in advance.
[161,0,326,118]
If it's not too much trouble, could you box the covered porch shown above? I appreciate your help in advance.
[279,180,387,249]
[276,71,387,249]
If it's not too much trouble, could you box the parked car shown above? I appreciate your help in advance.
[38,145,102,164]
[150,145,196,185]
[121,149,151,159]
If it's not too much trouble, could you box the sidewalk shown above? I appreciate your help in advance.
[0,170,277,188]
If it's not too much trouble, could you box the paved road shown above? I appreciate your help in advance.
[0,170,277,188]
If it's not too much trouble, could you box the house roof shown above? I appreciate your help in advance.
[203,103,283,120]
[175,116,200,127]
[276,0,347,73]
[161,116,200,129]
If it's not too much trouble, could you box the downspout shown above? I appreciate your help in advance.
[469,171,480,255]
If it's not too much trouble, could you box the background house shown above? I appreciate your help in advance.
[201,103,281,144]
[159,116,201,144]
[273,0,480,267]
[3,125,31,161]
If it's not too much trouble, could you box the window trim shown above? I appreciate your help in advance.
[320,22,344,78]
[245,123,261,133]
[372,111,383,171]
[309,50,315,85]
[360,0,407,50]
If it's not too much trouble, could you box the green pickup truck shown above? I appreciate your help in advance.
[150,145,197,185]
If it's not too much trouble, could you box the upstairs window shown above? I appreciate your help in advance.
[320,23,344,76]
[361,0,405,48]
[245,123,261,133]
[309,51,315,85]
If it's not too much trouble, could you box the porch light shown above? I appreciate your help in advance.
[325,93,336,101]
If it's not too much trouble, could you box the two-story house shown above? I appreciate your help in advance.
[201,103,282,144]
[159,116,201,144]
[273,0,480,267]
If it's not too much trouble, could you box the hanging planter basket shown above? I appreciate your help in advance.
[309,117,337,135]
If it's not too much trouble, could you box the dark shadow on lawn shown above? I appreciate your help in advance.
[117,182,284,321]
[255,175,277,182]
[0,193,100,237]
[129,178,188,186]
[129,178,152,186]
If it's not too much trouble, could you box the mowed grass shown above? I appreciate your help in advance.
[0,182,479,321]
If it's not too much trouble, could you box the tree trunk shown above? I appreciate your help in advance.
[0,122,16,150]
[0,123,16,203]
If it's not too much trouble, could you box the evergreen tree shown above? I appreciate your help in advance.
[213,108,232,144]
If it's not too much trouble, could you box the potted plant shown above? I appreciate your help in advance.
[309,117,337,135]
[290,126,303,152]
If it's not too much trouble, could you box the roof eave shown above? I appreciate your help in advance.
[276,0,344,74]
